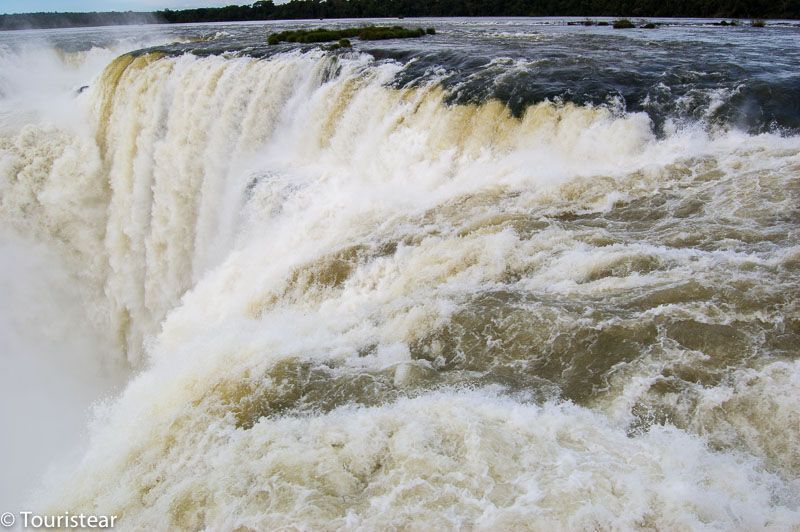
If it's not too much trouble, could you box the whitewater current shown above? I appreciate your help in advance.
[1,19,799,530]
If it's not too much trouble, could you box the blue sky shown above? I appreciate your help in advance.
[0,0,264,14]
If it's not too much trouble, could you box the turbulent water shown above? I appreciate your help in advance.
[1,18,799,529]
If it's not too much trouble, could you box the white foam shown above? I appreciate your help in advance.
[1,49,797,526]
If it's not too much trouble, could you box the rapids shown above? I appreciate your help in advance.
[0,18,798,529]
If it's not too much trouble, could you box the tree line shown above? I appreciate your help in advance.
[0,11,158,31]
[1,0,798,31]
[158,0,800,22]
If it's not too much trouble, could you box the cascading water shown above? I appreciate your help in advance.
[1,19,798,529]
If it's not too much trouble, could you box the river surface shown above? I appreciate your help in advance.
[1,17,799,529]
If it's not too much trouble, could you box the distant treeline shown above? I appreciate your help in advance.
[1,0,798,31]
[0,11,158,31]
[158,0,800,22]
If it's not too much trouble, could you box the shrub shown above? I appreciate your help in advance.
[338,38,351,47]
[641,22,657,29]
[426,27,436,35]
[613,19,635,29]
[267,26,431,45]
[358,26,426,40]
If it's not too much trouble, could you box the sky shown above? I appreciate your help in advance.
[0,0,259,14]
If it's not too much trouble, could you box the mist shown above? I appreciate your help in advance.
[0,229,126,510]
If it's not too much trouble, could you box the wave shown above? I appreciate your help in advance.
[48,390,800,529]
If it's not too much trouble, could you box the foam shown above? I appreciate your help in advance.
[1,49,798,526]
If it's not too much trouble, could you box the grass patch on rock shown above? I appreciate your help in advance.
[613,19,636,29]
[268,25,430,45]
[322,38,353,51]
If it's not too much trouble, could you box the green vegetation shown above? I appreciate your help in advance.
[751,19,766,27]
[426,27,436,35]
[359,26,426,40]
[717,20,739,26]
[573,19,658,28]
[321,38,352,50]
[268,27,358,44]
[153,1,795,23]
[267,25,428,45]
[0,1,793,31]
